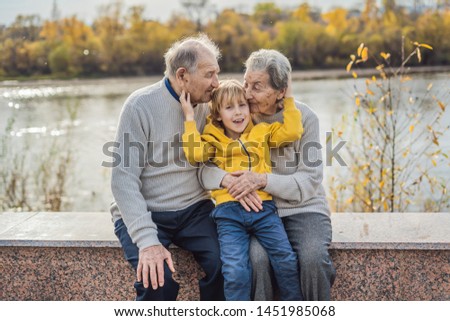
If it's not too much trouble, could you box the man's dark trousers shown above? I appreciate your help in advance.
[115,199,225,300]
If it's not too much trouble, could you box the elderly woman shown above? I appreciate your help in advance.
[200,49,335,300]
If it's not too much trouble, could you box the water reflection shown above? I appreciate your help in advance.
[0,74,448,212]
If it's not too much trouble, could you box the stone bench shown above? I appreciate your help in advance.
[0,212,448,300]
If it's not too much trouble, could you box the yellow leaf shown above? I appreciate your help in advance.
[409,125,414,133]
[383,200,388,211]
[403,149,410,158]
[363,178,370,187]
[427,83,433,91]
[401,76,412,82]
[372,76,377,81]
[367,89,374,95]
[432,132,439,146]
[379,181,385,189]
[337,131,343,138]
[355,97,361,106]
[417,48,422,62]
[361,47,369,61]
[437,100,445,112]
[380,52,390,60]
[346,61,353,72]
[352,71,358,78]
[432,159,437,167]
[350,54,356,61]
[346,196,354,204]
[376,64,384,71]
[357,43,364,57]
[419,43,433,50]
[368,107,377,114]
[413,41,419,46]
[365,79,371,86]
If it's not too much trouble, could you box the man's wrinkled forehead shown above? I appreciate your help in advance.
[196,51,220,71]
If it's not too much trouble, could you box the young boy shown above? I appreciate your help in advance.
[180,79,303,301]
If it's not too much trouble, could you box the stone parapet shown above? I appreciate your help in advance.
[1,212,449,300]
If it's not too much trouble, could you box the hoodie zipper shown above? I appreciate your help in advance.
[237,138,251,171]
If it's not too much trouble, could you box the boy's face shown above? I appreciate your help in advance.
[217,94,250,140]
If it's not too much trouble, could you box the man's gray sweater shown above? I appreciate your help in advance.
[110,79,210,250]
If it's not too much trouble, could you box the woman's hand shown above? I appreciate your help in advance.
[180,90,194,121]
[285,73,293,99]
[221,172,265,212]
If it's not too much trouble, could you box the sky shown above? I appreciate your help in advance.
[0,0,368,25]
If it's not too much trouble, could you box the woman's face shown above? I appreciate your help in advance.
[243,70,286,115]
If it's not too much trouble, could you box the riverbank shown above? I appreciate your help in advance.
[2,66,449,87]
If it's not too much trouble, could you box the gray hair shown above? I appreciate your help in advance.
[164,34,221,78]
[244,49,291,91]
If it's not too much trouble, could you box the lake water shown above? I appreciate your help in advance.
[1,73,449,212]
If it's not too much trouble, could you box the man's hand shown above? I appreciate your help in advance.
[220,172,265,212]
[137,244,175,290]
[180,90,194,121]
[227,171,267,200]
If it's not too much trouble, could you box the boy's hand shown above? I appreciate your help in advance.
[180,90,194,121]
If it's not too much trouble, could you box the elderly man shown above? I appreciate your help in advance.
[110,35,224,301]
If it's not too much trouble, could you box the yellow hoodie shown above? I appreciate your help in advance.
[182,97,303,205]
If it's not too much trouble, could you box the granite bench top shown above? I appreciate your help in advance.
[0,212,448,250]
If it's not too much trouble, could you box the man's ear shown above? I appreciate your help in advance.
[175,67,188,87]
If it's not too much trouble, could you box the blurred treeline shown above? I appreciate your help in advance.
[0,0,449,78]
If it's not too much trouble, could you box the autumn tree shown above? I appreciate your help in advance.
[205,9,269,71]
[330,40,449,212]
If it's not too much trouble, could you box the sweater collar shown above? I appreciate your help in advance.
[164,77,180,102]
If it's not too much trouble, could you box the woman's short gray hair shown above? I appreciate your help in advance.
[164,34,221,78]
[245,49,291,91]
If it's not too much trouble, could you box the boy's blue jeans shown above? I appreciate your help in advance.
[211,200,303,301]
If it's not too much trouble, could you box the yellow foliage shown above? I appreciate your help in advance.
[357,43,364,56]
[361,47,369,61]
[380,52,390,60]
[346,61,353,72]
[414,42,433,50]
[401,76,412,82]
[417,48,422,62]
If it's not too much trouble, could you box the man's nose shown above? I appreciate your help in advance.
[211,74,219,88]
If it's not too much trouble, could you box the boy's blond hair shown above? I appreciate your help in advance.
[210,79,246,127]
